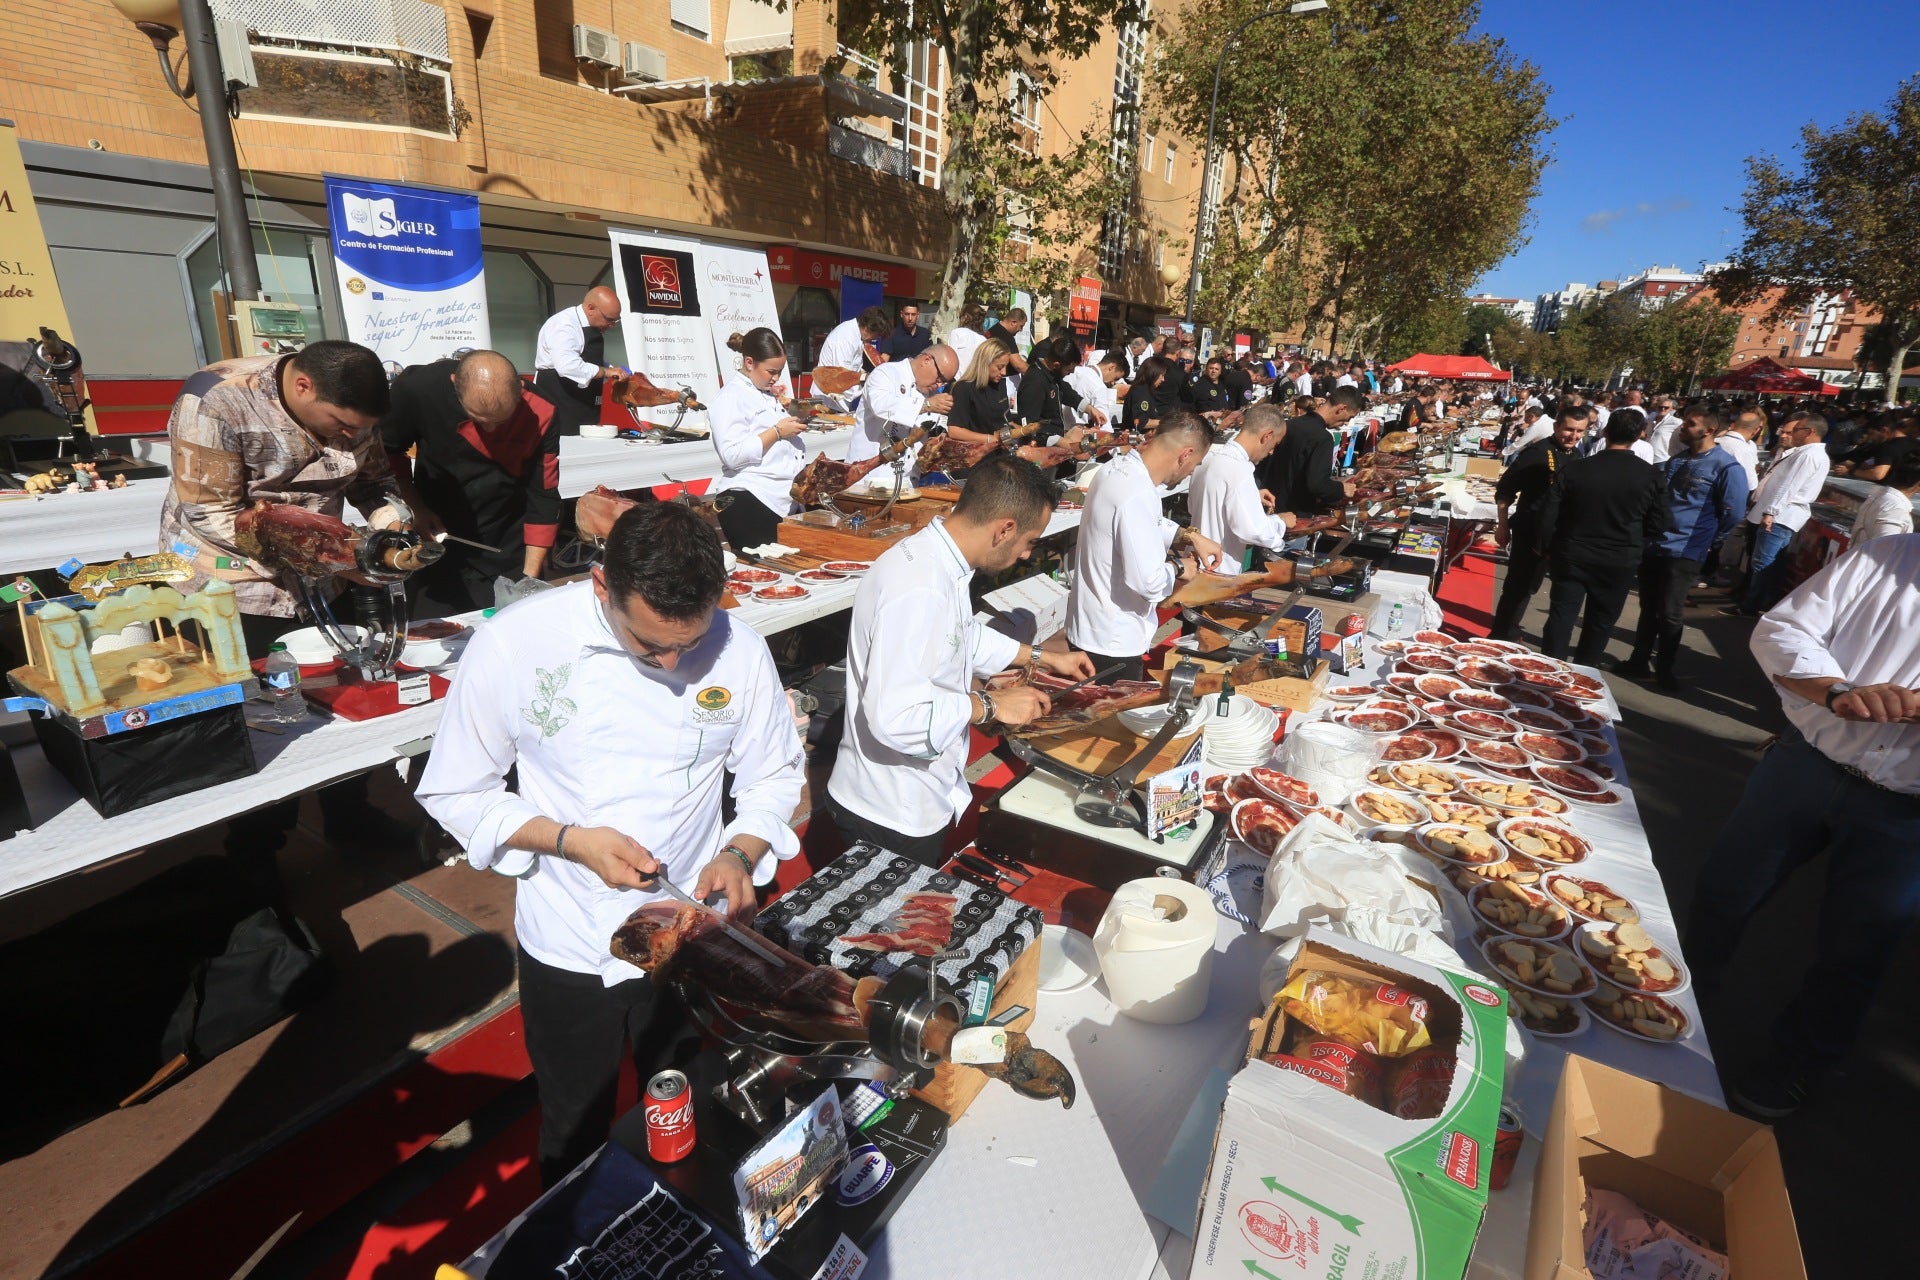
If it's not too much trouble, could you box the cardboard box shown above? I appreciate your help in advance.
[1188,927,1508,1280]
[1465,457,1503,479]
[1235,666,1331,713]
[1525,1056,1806,1280]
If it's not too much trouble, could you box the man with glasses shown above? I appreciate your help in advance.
[1725,413,1830,617]
[379,350,564,617]
[418,500,804,1185]
[849,343,957,462]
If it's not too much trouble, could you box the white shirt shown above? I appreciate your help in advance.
[816,318,868,377]
[1336,374,1356,388]
[948,326,986,377]
[1850,485,1916,546]
[534,305,601,387]
[1503,420,1554,461]
[1387,376,1405,394]
[1294,373,1315,397]
[1751,533,1920,793]
[1748,442,1830,531]
[1191,438,1289,565]
[850,359,937,463]
[1629,439,1658,464]
[708,376,803,516]
[1647,414,1685,462]
[416,582,804,983]
[1065,364,1117,426]
[1067,449,1180,656]
[1715,432,1760,491]
[829,520,1023,837]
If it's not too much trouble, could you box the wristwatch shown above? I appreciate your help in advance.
[1824,682,1855,710]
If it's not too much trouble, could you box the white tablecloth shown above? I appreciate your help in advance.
[557,429,855,499]
[0,478,171,575]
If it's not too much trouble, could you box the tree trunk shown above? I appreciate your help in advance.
[1887,335,1915,407]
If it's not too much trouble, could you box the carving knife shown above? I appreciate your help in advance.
[642,870,789,968]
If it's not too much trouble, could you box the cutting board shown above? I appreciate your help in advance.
[1167,561,1300,609]
[1021,715,1203,781]
[775,519,920,563]
[833,492,955,533]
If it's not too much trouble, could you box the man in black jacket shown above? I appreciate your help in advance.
[1256,384,1363,516]
[1537,413,1670,664]
[1489,405,1590,641]
[380,350,563,617]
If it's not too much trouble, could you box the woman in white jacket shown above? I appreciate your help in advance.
[707,327,807,550]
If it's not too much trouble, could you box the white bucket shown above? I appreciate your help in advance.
[1093,878,1217,1025]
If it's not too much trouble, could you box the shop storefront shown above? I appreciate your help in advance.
[766,245,922,373]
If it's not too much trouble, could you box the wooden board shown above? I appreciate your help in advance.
[1023,714,1203,780]
[775,519,921,563]
[911,939,1041,1120]
[831,493,956,533]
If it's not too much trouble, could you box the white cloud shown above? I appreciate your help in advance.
[1581,197,1694,234]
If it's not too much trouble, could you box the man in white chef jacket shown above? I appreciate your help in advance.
[813,306,892,400]
[1190,402,1295,570]
[829,456,1097,864]
[416,501,804,1186]
[532,285,624,435]
[1066,412,1222,680]
[849,343,958,463]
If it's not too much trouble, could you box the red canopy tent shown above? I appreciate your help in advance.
[1703,357,1842,396]
[1384,353,1512,382]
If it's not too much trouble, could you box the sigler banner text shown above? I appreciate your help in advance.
[324,175,489,367]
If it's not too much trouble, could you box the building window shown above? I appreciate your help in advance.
[671,0,712,39]
[1143,132,1155,171]
[1164,144,1176,183]
[842,38,945,187]
[483,250,552,373]
[1099,4,1151,278]
[185,226,332,365]
[1009,73,1042,156]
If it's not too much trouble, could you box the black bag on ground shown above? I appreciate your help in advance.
[121,907,333,1106]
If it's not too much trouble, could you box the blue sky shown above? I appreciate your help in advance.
[1471,0,1918,300]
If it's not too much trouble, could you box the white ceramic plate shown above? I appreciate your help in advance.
[1037,924,1100,994]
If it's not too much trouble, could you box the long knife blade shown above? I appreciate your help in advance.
[437,532,504,554]
[1043,660,1128,698]
[645,872,789,967]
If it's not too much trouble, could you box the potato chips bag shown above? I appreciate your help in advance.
[1276,970,1434,1058]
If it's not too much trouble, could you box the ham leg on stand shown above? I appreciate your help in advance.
[789,424,931,508]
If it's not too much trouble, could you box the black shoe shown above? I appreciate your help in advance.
[1608,659,1653,680]
[322,804,419,850]
[1717,606,1760,619]
[1654,672,1682,692]
[1727,1061,1817,1120]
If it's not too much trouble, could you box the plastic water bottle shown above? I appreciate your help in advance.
[261,643,308,725]
[1386,603,1406,639]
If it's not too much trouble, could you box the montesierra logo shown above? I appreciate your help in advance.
[642,254,686,309]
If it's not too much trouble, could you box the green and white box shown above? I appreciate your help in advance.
[1188,927,1507,1280]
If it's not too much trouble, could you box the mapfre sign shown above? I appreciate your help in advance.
[766,246,916,297]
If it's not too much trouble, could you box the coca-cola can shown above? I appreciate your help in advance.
[644,1069,696,1163]
[1491,1103,1524,1190]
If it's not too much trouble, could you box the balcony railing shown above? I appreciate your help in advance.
[828,124,910,179]
[211,0,449,63]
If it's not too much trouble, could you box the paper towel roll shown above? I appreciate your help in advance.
[1093,878,1218,1025]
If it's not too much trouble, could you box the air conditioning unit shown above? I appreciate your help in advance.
[573,24,620,69]
[623,42,668,83]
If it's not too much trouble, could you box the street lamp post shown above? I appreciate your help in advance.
[108,0,261,302]
[1184,0,1328,325]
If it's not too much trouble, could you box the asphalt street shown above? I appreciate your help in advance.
[1495,561,1919,1279]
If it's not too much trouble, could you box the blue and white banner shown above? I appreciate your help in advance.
[324,175,489,369]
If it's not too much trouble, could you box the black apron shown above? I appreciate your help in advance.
[534,322,605,436]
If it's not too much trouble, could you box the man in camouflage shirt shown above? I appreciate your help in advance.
[160,340,415,855]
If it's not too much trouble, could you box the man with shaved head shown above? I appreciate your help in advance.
[381,349,563,615]
[534,284,625,434]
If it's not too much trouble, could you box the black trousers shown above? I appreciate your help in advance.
[1074,649,1146,683]
[715,490,783,553]
[1629,554,1701,676]
[408,544,521,619]
[533,370,601,437]
[827,796,949,868]
[1540,554,1636,665]
[1489,536,1548,641]
[517,946,697,1187]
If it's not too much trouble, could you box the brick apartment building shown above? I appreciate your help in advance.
[0,0,1208,430]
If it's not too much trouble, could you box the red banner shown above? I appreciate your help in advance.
[1069,275,1102,336]
[766,245,917,297]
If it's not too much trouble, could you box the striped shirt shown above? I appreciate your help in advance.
[159,355,400,617]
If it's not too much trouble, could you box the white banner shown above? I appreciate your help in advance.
[696,240,781,382]
[607,227,713,426]
[324,175,488,369]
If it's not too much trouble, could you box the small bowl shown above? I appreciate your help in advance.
[1118,702,1205,740]
[1480,935,1597,999]
[1509,989,1592,1039]
[1414,673,1468,701]
[1380,734,1439,764]
[1530,762,1621,805]
[1495,817,1592,866]
[1230,796,1299,856]
[1517,732,1586,765]
[1349,787,1430,829]
[1583,983,1696,1044]
[1468,879,1574,942]
[1448,687,1516,715]
[1575,922,1690,996]
[1542,873,1640,926]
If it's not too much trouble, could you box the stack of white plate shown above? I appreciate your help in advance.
[1203,696,1281,773]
